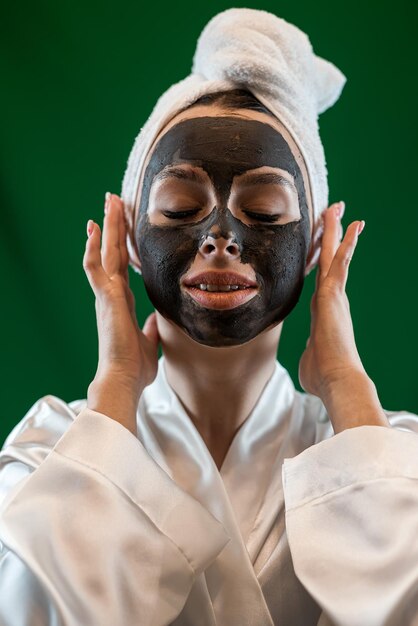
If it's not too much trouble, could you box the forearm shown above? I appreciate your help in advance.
[320,370,390,434]
[87,375,144,437]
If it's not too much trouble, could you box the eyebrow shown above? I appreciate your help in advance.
[153,166,208,185]
[153,166,296,191]
[237,172,296,192]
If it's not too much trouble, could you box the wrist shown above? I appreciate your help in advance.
[320,369,390,434]
[87,374,145,437]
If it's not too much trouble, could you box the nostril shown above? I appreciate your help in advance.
[202,242,216,253]
[200,235,240,256]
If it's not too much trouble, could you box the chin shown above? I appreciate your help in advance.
[156,309,284,348]
[182,322,282,348]
[190,335,250,348]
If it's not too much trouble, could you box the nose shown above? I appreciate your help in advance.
[199,225,240,259]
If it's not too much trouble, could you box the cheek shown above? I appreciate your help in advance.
[240,223,309,280]
[136,218,199,283]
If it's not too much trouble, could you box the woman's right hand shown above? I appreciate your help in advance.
[83,192,160,409]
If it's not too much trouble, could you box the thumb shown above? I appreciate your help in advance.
[142,312,160,349]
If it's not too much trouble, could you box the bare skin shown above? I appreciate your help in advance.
[157,313,282,470]
[83,106,389,470]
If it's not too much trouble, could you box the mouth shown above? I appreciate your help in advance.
[182,271,259,310]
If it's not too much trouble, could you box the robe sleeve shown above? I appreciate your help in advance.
[0,395,230,626]
[282,412,418,626]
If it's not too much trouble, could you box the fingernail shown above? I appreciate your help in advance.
[87,219,94,237]
[358,220,365,235]
[331,205,340,221]
[104,191,111,214]
[334,201,345,219]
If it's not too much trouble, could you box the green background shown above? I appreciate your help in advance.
[1,0,417,445]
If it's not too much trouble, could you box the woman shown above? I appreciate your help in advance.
[1,9,418,626]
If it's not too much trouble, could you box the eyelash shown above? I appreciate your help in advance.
[243,210,282,223]
[162,209,201,219]
[162,209,282,223]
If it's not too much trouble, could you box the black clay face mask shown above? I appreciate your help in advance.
[135,116,311,347]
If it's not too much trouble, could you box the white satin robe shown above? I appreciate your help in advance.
[1,356,418,626]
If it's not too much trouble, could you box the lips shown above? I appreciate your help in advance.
[183,271,258,288]
[182,271,258,310]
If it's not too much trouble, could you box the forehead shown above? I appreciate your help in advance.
[149,117,297,178]
[138,105,313,223]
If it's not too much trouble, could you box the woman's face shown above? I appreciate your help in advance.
[135,104,313,347]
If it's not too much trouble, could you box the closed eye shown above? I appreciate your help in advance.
[162,209,201,219]
[161,209,284,223]
[243,211,282,223]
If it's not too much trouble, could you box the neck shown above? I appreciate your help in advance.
[156,312,283,468]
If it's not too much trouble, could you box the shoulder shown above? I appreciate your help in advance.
[294,389,418,445]
[0,395,88,509]
[381,408,418,433]
[1,395,88,467]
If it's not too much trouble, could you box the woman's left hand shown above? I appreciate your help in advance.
[299,201,390,433]
[298,201,366,400]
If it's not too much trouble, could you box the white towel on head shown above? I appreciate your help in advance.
[121,7,346,276]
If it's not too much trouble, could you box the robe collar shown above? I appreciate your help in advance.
[136,356,314,625]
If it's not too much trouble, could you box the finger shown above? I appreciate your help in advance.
[116,196,130,283]
[142,312,160,349]
[311,206,343,322]
[314,215,340,288]
[318,202,344,279]
[101,194,121,276]
[338,219,343,242]
[314,258,321,293]
[327,220,364,291]
[83,221,109,294]
[311,216,325,295]
[114,195,137,320]
[308,282,318,337]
